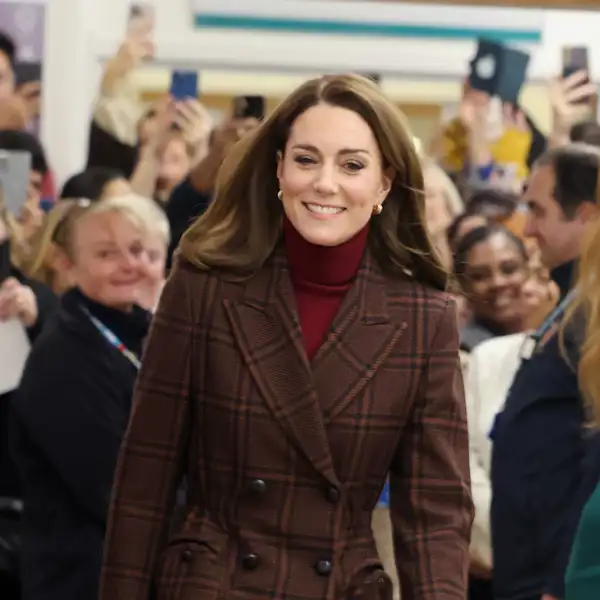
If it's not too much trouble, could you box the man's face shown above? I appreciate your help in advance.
[523,164,590,270]
[0,50,14,101]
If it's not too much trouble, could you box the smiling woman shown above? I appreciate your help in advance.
[454,223,531,351]
[10,198,156,600]
[100,73,473,600]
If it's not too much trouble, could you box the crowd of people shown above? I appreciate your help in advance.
[2,13,600,600]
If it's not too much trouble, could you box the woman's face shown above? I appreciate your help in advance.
[66,211,148,310]
[463,232,528,326]
[424,168,453,238]
[158,137,191,190]
[277,103,391,247]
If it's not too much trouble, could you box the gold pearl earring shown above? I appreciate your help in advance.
[277,190,283,201]
[372,203,383,215]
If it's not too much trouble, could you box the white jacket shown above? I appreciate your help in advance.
[465,332,527,568]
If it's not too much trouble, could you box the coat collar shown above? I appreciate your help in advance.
[223,243,407,486]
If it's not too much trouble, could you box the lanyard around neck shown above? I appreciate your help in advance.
[519,288,577,361]
[80,305,141,370]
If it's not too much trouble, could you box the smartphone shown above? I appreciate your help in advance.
[0,238,10,284]
[562,46,589,79]
[170,71,199,101]
[0,151,31,217]
[127,2,155,40]
[233,95,265,120]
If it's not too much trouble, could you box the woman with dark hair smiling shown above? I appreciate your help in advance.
[455,224,530,351]
[100,74,472,600]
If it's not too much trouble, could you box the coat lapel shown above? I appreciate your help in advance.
[223,249,339,486]
[223,246,407,483]
[311,252,407,422]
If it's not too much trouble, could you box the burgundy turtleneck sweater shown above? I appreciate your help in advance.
[283,217,368,361]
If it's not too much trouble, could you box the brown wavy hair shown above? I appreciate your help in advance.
[178,74,447,290]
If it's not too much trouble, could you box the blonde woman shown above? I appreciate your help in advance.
[101,194,170,311]
[11,197,161,600]
[0,187,58,341]
[99,73,471,600]
[24,195,170,309]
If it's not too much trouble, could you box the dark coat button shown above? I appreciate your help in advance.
[241,553,260,570]
[250,479,266,494]
[315,559,332,576]
[325,486,340,503]
[181,548,193,562]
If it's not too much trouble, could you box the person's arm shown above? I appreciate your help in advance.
[100,261,194,600]
[22,275,58,342]
[390,297,473,600]
[14,341,127,524]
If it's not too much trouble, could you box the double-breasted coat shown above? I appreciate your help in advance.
[99,245,473,600]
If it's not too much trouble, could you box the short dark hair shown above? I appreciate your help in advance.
[453,223,527,280]
[0,31,16,68]
[536,143,600,219]
[466,188,519,220]
[570,121,600,147]
[0,130,48,175]
[60,167,125,201]
[446,212,489,249]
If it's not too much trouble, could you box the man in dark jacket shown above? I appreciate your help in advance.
[491,144,600,600]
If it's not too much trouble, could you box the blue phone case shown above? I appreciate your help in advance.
[170,71,198,100]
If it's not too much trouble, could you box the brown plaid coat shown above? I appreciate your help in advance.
[99,246,473,600]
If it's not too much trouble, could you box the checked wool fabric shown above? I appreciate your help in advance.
[100,246,473,600]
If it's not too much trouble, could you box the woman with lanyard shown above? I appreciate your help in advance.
[10,194,164,600]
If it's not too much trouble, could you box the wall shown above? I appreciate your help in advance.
[40,0,600,185]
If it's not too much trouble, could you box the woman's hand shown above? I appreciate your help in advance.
[0,277,38,328]
[173,99,214,160]
[548,70,596,147]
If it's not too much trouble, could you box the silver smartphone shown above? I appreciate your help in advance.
[0,151,31,216]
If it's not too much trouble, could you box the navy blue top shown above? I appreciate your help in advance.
[490,261,600,600]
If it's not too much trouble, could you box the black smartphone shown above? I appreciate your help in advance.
[562,47,593,107]
[169,71,199,101]
[0,238,10,284]
[563,46,589,79]
[233,95,265,120]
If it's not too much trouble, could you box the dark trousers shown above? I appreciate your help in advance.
[469,575,494,600]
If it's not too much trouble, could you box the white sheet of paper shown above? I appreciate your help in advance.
[0,318,31,395]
